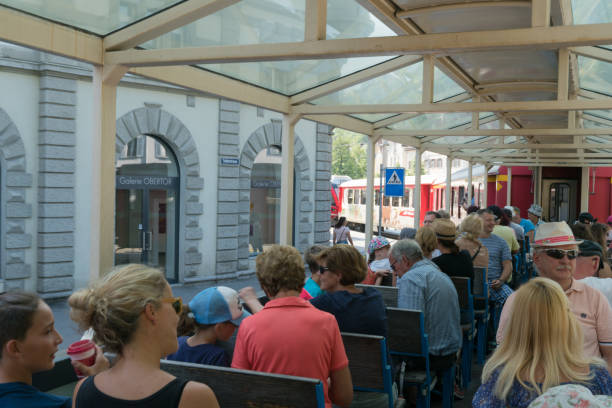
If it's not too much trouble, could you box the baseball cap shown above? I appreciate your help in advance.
[578,212,595,223]
[188,286,250,326]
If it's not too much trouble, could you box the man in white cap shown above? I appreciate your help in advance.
[496,222,612,371]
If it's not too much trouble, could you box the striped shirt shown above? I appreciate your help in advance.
[397,258,462,356]
[480,234,511,281]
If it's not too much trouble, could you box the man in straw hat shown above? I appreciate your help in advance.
[496,221,612,371]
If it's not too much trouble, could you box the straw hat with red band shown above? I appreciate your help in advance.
[532,221,583,247]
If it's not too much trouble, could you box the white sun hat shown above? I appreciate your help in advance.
[533,221,583,247]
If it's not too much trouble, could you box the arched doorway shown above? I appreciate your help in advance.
[115,134,179,282]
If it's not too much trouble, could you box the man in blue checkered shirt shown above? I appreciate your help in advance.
[389,239,462,373]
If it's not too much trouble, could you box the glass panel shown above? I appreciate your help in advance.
[434,67,465,102]
[578,56,612,96]
[390,111,471,130]
[571,0,612,24]
[117,135,179,176]
[327,0,396,39]
[115,189,144,266]
[197,56,395,95]
[147,189,177,280]
[0,0,183,35]
[352,114,397,123]
[250,149,281,254]
[312,61,423,105]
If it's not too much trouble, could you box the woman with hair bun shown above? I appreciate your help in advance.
[69,264,219,408]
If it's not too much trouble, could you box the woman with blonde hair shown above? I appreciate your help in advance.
[456,213,489,270]
[415,226,439,259]
[473,278,612,408]
[69,264,219,408]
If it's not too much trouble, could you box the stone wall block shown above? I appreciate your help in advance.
[317,123,331,133]
[185,202,204,215]
[300,180,313,191]
[315,201,330,211]
[185,251,203,265]
[40,76,76,92]
[237,259,249,270]
[38,203,74,217]
[37,277,74,293]
[40,90,76,105]
[180,139,197,157]
[146,108,161,133]
[39,117,75,133]
[6,203,32,218]
[248,131,265,153]
[216,261,237,274]
[185,227,203,240]
[317,141,332,153]
[315,231,331,242]
[315,190,330,201]
[39,158,75,173]
[219,122,239,134]
[40,103,75,118]
[0,125,19,146]
[239,191,250,202]
[40,145,75,160]
[237,223,249,236]
[7,220,25,234]
[316,170,331,180]
[316,133,332,143]
[38,188,74,203]
[241,144,256,161]
[115,119,131,146]
[299,223,311,233]
[239,154,253,169]
[38,262,74,277]
[219,145,239,156]
[238,200,249,213]
[239,167,250,178]
[239,178,250,190]
[186,176,204,190]
[220,99,240,112]
[217,226,238,238]
[3,140,25,159]
[172,125,190,147]
[158,110,173,136]
[185,216,199,227]
[238,213,249,224]
[217,238,238,250]
[315,211,330,222]
[133,108,149,134]
[219,133,239,145]
[218,190,239,202]
[315,222,330,232]
[123,113,141,139]
[219,110,239,122]
[6,172,32,187]
[315,181,330,191]
[38,233,74,247]
[218,214,238,226]
[6,156,26,171]
[316,160,331,171]
[39,173,74,188]
[6,233,32,249]
[217,249,238,262]
[217,202,238,214]
[6,188,25,203]
[6,263,31,279]
[218,178,239,190]
[300,201,313,212]
[219,166,239,178]
[6,250,25,264]
[185,163,199,177]
[38,247,74,262]
[184,151,199,167]
[38,218,74,233]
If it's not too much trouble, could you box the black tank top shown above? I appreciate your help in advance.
[75,375,189,408]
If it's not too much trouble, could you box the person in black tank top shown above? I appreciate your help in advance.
[69,264,219,408]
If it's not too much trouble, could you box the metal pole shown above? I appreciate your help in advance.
[378,162,383,236]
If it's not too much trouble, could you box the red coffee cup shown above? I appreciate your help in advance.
[67,339,96,378]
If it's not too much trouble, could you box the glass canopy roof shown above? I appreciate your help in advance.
[578,55,612,97]
[571,0,612,24]
[0,0,184,35]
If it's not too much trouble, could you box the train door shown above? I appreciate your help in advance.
[541,179,578,223]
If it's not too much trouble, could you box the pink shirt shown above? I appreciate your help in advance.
[232,296,349,407]
[497,279,612,358]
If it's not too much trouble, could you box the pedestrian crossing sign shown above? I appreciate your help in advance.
[385,168,404,197]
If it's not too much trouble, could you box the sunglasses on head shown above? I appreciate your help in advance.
[161,296,183,314]
[541,249,578,260]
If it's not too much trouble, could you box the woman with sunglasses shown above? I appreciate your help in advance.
[68,264,219,408]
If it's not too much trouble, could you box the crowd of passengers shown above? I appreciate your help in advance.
[1,205,612,408]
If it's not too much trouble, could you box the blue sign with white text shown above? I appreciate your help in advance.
[384,167,404,197]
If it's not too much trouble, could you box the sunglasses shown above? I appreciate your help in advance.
[319,266,329,274]
[541,249,578,260]
[161,296,183,314]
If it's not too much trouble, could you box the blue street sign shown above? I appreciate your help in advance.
[384,167,404,197]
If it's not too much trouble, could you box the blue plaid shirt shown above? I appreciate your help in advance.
[397,258,462,356]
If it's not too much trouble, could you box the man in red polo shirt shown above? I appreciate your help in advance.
[232,245,353,408]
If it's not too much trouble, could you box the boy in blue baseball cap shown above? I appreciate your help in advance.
[167,286,250,367]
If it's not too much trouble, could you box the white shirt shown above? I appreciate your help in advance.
[581,277,612,308]
[369,258,391,272]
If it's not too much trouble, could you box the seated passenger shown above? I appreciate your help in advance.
[68,264,219,408]
[364,236,393,287]
[0,291,108,408]
[303,244,325,298]
[473,278,612,408]
[416,226,440,259]
[232,245,353,408]
[311,244,387,337]
[166,286,249,367]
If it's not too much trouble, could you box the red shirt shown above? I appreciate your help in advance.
[232,296,349,407]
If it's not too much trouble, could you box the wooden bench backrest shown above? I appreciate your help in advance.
[356,283,398,307]
[385,307,426,357]
[341,332,386,390]
[160,359,325,408]
[473,266,488,298]
[450,276,471,310]
[32,355,77,392]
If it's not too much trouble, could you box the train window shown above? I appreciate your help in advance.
[549,183,570,222]
[392,196,400,207]
[383,195,390,207]
[347,189,354,204]
[353,189,360,205]
[360,191,366,205]
[375,190,380,206]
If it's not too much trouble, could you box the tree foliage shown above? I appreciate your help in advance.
[331,128,368,179]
